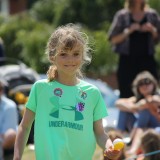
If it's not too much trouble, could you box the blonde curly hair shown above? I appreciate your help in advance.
[45,23,92,81]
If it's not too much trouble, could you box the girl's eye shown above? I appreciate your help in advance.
[60,52,66,56]
[74,52,80,56]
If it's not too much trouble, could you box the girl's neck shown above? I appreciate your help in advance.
[56,76,80,86]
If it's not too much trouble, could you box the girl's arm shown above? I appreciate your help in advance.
[94,119,121,160]
[13,108,35,160]
[93,119,111,150]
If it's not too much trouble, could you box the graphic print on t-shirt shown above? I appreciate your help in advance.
[49,88,86,121]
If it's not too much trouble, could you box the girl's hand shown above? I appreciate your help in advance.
[104,138,122,160]
[104,148,122,160]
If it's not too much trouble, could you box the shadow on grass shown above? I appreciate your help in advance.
[22,145,35,160]
[22,144,103,160]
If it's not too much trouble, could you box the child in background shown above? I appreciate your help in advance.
[13,24,121,160]
[136,129,160,160]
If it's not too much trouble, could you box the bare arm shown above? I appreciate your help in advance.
[115,97,148,113]
[93,119,111,150]
[146,95,160,121]
[13,108,35,160]
[110,29,130,45]
[110,23,140,45]
[94,119,121,160]
[141,22,158,39]
[115,97,138,113]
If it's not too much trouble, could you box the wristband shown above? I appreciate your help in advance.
[152,27,157,34]
[123,28,130,36]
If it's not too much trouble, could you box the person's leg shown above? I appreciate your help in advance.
[117,55,141,99]
[3,129,16,149]
[117,66,134,98]
[2,129,16,159]
[136,109,160,128]
[136,109,150,128]
[125,128,144,157]
[126,109,159,156]
[117,111,136,133]
[148,113,160,128]
[139,56,159,81]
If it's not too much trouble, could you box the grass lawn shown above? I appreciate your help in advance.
[22,144,103,160]
[22,145,35,160]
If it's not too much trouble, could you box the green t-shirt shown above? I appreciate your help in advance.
[26,79,108,160]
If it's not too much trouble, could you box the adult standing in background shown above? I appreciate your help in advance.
[108,0,160,132]
[108,0,160,98]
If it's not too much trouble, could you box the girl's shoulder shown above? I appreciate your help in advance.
[80,79,98,89]
[80,79,101,93]
[32,79,52,89]
[35,78,48,83]
[34,79,48,85]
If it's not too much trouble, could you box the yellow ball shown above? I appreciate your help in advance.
[113,138,124,150]
[15,92,26,104]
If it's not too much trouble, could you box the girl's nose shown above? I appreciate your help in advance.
[67,55,74,62]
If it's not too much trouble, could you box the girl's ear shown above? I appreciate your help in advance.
[52,56,55,61]
[49,56,55,62]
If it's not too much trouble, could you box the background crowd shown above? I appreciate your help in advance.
[108,0,160,159]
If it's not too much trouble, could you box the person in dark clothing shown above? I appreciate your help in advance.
[108,0,160,98]
[108,0,160,132]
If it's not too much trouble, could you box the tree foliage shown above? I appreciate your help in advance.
[30,0,123,29]
[0,0,160,76]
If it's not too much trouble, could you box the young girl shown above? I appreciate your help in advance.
[13,24,121,160]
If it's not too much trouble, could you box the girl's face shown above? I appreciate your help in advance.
[54,44,83,77]
[138,79,154,96]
